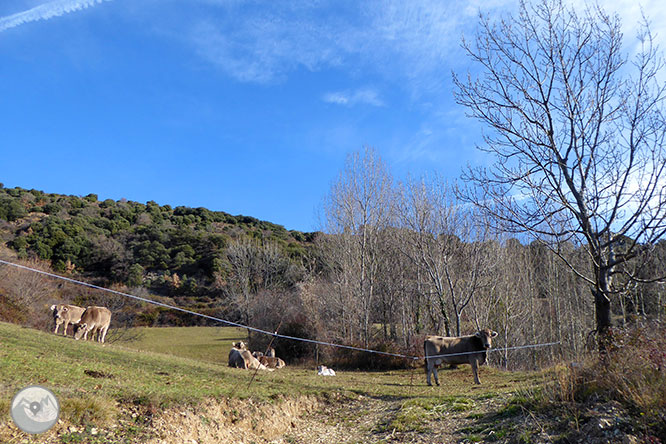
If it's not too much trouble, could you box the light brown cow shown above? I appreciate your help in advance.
[251,347,276,360]
[72,306,112,343]
[424,328,498,385]
[50,304,85,336]
[258,356,286,369]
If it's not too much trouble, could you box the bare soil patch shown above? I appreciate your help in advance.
[147,396,320,444]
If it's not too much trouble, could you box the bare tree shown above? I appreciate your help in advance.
[317,232,359,342]
[397,176,496,336]
[0,258,55,329]
[321,147,394,346]
[397,177,454,336]
[226,238,258,327]
[455,0,666,345]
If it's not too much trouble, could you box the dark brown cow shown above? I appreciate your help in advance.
[229,347,248,369]
[424,328,498,385]
[72,306,112,343]
[50,304,85,336]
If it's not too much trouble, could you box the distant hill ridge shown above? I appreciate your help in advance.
[0,184,316,308]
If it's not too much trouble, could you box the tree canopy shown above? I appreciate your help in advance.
[455,0,666,338]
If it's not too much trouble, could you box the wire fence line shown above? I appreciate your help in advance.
[0,258,559,360]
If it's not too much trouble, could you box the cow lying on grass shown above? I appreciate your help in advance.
[424,328,498,385]
[258,356,286,369]
[252,348,285,369]
[317,365,336,376]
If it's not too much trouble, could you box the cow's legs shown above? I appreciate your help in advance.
[471,360,481,384]
[63,321,69,336]
[426,360,440,386]
[99,326,108,343]
[54,321,60,335]
[426,358,439,386]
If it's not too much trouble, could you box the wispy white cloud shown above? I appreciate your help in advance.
[186,0,666,88]
[322,89,384,107]
[0,0,111,33]
[187,0,499,86]
[190,4,348,84]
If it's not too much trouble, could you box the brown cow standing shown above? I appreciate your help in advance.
[50,304,85,336]
[72,306,112,343]
[424,328,498,385]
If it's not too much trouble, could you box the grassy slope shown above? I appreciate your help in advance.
[0,322,542,442]
[112,326,248,365]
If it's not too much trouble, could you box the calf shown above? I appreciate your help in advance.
[72,306,112,343]
[258,356,285,369]
[252,347,276,360]
[50,304,85,336]
[424,328,498,385]
[317,365,336,376]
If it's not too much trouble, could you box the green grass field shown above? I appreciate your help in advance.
[0,322,542,443]
[112,325,248,365]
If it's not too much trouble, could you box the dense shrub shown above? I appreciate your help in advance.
[266,315,316,364]
[544,321,666,441]
[601,323,666,414]
[0,198,26,221]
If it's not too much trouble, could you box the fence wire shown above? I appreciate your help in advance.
[0,259,559,360]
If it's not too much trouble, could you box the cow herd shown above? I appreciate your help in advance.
[50,304,112,343]
[228,341,287,371]
[49,305,498,385]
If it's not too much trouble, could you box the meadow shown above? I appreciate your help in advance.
[0,322,543,443]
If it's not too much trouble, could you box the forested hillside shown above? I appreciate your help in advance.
[0,186,315,271]
[0,184,318,325]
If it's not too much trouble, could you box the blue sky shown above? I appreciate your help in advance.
[1,0,663,232]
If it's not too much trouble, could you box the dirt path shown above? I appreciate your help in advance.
[284,392,509,444]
